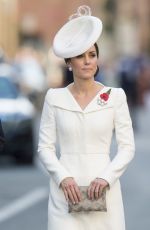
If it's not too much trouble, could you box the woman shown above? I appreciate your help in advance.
[38,5,135,230]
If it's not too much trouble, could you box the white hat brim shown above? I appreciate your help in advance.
[52,16,102,58]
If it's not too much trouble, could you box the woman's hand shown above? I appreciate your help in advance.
[60,177,82,204]
[87,178,109,200]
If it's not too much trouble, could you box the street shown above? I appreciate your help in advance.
[0,162,49,230]
[0,107,150,230]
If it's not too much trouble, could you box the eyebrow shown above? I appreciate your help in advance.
[76,50,96,57]
[89,50,96,53]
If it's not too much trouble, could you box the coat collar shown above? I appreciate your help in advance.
[48,86,114,113]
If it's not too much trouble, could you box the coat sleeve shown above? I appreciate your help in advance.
[38,90,72,187]
[99,88,135,187]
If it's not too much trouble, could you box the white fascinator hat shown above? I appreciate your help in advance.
[52,5,103,58]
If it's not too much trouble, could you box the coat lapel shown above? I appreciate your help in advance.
[49,87,114,113]
[84,87,114,113]
[49,88,81,112]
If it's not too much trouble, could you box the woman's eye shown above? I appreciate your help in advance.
[90,54,96,57]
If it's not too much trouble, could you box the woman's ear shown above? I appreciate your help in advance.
[67,63,72,71]
[68,65,72,71]
[66,60,72,71]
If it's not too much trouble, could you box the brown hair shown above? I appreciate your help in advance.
[64,43,99,64]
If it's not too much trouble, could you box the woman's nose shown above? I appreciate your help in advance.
[84,56,90,64]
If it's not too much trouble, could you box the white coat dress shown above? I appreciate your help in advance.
[38,85,135,230]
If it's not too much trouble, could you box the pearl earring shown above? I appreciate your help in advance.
[68,66,72,71]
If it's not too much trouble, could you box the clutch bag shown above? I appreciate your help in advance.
[68,186,107,213]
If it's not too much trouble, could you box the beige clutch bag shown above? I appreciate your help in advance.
[68,186,107,213]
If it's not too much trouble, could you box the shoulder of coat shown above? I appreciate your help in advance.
[107,87,125,96]
[109,87,126,106]
[47,87,65,95]
[104,87,126,105]
[45,87,66,104]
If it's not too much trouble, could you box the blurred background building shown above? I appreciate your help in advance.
[0,0,18,58]
[0,0,150,58]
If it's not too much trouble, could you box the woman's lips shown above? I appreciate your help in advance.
[82,68,92,71]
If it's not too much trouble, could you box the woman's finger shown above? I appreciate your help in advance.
[74,185,82,202]
[98,185,106,198]
[70,186,80,204]
[88,184,96,200]
[94,184,100,200]
[66,186,76,204]
[63,187,69,201]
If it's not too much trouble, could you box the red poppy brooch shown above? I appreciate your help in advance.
[97,88,111,106]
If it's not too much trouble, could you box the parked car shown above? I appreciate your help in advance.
[0,76,36,164]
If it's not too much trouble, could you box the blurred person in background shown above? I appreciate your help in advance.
[117,55,150,129]
[117,56,139,129]
[38,5,135,230]
[47,48,65,88]
[0,47,5,63]
[14,46,47,108]
[0,46,22,89]
[0,119,5,152]
[136,56,150,107]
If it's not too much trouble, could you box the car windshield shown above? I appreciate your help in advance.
[0,77,19,99]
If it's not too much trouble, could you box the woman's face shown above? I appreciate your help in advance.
[69,45,98,80]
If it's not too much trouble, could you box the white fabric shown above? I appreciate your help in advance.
[52,16,102,58]
[38,86,135,230]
